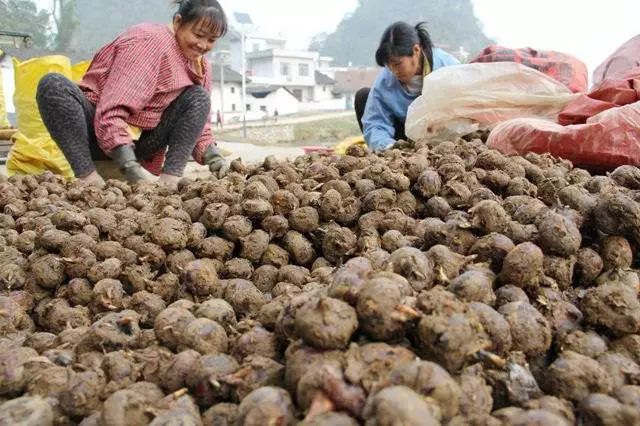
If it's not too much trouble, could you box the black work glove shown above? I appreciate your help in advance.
[109,144,148,183]
[203,145,229,178]
[394,139,414,150]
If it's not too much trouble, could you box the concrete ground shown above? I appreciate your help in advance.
[220,111,353,131]
[0,140,306,179]
[176,140,306,180]
[218,140,305,163]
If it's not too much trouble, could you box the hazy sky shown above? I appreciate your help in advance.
[473,0,640,75]
[220,0,640,74]
[35,0,640,74]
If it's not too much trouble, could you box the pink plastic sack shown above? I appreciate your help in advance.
[471,45,588,93]
[593,35,640,87]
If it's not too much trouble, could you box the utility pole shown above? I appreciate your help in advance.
[230,11,253,139]
[240,33,247,138]
[220,64,225,124]
[214,50,230,129]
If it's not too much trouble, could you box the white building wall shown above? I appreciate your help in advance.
[230,37,287,72]
[249,57,275,79]
[300,85,347,112]
[247,88,299,117]
[235,37,286,54]
[229,42,243,74]
[276,55,317,87]
[210,82,244,121]
[313,85,335,102]
[271,89,300,115]
[1,57,16,115]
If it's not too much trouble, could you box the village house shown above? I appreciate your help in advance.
[210,64,247,123]
[229,33,346,114]
[334,67,379,109]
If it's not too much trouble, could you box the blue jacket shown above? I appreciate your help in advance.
[362,47,460,151]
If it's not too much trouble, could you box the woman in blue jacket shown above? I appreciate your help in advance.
[356,22,460,151]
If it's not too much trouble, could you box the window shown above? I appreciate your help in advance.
[230,87,236,94]
[231,104,236,111]
[246,104,251,111]
[322,86,327,92]
[298,63,309,76]
[280,62,290,76]
[260,105,267,112]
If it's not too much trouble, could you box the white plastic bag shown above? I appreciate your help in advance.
[405,62,580,143]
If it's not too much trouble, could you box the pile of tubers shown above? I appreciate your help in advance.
[2,137,640,425]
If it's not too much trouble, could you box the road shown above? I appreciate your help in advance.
[221,111,354,131]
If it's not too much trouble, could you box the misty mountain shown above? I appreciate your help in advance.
[315,0,493,66]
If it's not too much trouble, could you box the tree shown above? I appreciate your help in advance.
[316,0,493,66]
[0,0,51,48]
[51,0,78,50]
[68,0,174,55]
[308,32,328,53]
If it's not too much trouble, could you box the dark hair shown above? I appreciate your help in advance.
[375,21,433,70]
[173,0,228,38]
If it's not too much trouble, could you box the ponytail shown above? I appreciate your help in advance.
[375,21,434,69]
[414,22,434,71]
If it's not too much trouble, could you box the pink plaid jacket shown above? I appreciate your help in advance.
[79,23,215,174]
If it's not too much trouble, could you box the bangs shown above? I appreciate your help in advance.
[375,43,412,67]
[190,6,228,38]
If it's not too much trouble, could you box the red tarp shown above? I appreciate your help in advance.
[488,67,640,172]
[471,45,588,93]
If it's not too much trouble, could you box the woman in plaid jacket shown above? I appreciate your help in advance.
[37,0,229,187]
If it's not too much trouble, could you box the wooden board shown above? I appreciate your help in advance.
[0,128,17,140]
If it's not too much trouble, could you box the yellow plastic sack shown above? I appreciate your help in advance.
[334,135,366,155]
[13,55,71,138]
[72,61,90,83]
[0,59,10,129]
[8,133,73,177]
[8,55,88,178]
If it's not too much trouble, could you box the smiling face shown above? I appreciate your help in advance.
[387,44,423,83]
[173,14,220,61]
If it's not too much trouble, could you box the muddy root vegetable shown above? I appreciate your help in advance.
[582,282,640,335]
[499,302,552,358]
[416,310,491,373]
[384,247,434,291]
[179,317,228,355]
[363,386,441,425]
[181,259,221,297]
[355,272,415,341]
[545,351,614,403]
[90,310,141,351]
[236,386,296,426]
[294,297,358,350]
[283,231,316,266]
[499,243,544,294]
